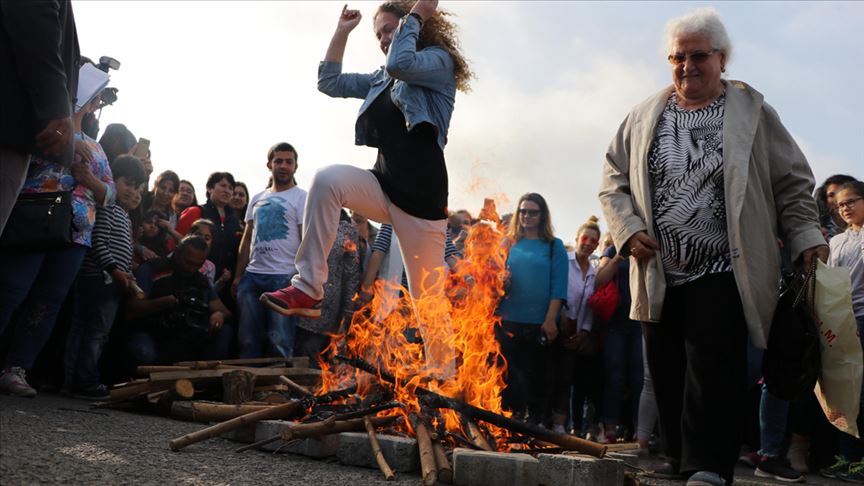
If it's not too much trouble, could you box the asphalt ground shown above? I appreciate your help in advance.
[0,393,849,485]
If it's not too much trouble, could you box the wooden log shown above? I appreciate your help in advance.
[137,365,190,375]
[169,400,305,450]
[155,380,197,415]
[150,367,319,383]
[605,441,641,452]
[464,420,493,452]
[254,384,289,392]
[174,356,310,368]
[222,370,256,404]
[365,416,396,481]
[170,401,195,422]
[431,437,452,484]
[278,375,311,396]
[280,415,401,441]
[410,414,437,486]
[168,387,356,450]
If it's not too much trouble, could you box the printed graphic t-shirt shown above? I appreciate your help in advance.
[245,186,307,275]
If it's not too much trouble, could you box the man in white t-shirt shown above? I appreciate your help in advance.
[232,142,307,358]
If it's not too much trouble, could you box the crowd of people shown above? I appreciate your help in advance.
[2,3,864,486]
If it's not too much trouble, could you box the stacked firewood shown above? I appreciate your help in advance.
[100,357,321,422]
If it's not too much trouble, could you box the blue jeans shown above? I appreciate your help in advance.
[127,323,235,366]
[64,274,120,387]
[0,244,87,369]
[236,271,297,359]
[601,319,643,426]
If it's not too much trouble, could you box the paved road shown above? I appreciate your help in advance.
[0,393,846,485]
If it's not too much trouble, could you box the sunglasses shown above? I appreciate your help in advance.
[838,197,863,210]
[667,49,720,65]
[518,208,541,217]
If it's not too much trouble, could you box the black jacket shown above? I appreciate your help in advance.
[0,0,80,153]
[199,201,242,279]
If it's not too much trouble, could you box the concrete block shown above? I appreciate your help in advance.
[253,420,339,457]
[336,431,419,473]
[220,423,256,443]
[452,448,539,486]
[537,453,624,486]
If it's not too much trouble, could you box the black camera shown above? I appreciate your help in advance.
[162,288,211,334]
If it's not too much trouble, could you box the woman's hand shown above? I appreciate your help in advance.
[336,4,362,33]
[541,317,558,343]
[410,0,438,21]
[625,231,660,263]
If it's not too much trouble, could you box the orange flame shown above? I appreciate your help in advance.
[318,205,514,448]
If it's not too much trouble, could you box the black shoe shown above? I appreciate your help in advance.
[646,461,685,480]
[69,384,110,401]
[756,456,805,483]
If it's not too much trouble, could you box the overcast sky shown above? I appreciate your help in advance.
[74,1,863,241]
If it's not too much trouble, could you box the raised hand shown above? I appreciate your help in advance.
[410,0,438,21]
[337,4,362,33]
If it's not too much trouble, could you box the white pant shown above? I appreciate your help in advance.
[292,164,454,376]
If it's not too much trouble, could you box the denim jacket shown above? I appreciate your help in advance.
[317,14,456,150]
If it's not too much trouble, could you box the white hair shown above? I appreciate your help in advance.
[664,7,732,63]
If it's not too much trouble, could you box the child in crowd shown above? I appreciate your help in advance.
[188,218,230,290]
[63,155,147,400]
[138,210,174,258]
[823,180,864,481]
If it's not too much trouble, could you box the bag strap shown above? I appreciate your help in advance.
[792,257,817,312]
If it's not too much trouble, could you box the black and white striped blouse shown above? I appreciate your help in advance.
[80,203,133,277]
[648,92,732,287]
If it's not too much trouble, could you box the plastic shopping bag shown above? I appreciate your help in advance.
[813,260,863,438]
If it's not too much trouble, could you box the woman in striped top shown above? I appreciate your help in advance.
[599,8,826,485]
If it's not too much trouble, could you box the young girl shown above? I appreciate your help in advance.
[825,180,864,480]
[189,218,230,290]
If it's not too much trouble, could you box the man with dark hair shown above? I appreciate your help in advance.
[0,0,80,234]
[232,143,306,358]
[125,235,234,366]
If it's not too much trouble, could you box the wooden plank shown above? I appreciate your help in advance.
[173,356,310,368]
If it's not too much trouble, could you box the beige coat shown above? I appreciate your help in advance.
[599,80,825,348]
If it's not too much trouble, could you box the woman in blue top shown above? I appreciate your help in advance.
[262,0,471,377]
[497,192,568,424]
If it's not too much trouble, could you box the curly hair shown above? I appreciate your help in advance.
[375,1,473,92]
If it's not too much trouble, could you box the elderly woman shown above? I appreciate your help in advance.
[599,8,827,486]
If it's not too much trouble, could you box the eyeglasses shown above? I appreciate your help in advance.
[838,197,863,210]
[667,49,720,65]
[518,208,541,217]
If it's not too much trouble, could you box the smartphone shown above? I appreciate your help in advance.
[133,138,150,158]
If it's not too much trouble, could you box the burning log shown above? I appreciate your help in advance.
[419,392,607,458]
[431,434,453,484]
[364,416,396,481]
[222,370,256,404]
[168,387,356,451]
[333,354,607,458]
[410,414,438,486]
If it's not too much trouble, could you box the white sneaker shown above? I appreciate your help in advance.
[0,367,37,398]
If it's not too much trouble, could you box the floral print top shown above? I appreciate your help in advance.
[20,133,116,247]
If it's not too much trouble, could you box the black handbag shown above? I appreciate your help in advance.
[0,191,74,251]
[762,259,821,401]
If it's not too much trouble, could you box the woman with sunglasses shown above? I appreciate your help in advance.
[496,192,567,425]
[599,8,826,486]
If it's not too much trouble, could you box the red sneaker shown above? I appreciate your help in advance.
[260,286,322,317]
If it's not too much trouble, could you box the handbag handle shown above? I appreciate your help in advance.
[792,257,817,312]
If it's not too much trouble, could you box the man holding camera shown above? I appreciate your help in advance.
[126,235,234,366]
